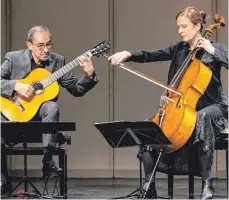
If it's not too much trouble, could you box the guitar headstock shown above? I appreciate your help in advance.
[90,40,111,57]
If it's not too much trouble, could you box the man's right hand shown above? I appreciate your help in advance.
[14,83,34,100]
[108,51,132,66]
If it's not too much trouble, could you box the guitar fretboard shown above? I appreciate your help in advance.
[40,58,80,88]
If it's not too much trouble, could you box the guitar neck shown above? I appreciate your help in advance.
[41,58,80,88]
[39,40,111,87]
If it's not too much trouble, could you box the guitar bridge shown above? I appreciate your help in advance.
[13,96,25,112]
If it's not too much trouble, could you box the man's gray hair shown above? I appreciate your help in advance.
[27,25,51,42]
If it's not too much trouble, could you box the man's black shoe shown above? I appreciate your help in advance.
[42,160,63,176]
[1,178,13,195]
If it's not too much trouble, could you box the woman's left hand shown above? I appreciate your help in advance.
[197,37,215,55]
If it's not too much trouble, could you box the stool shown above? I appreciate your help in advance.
[167,129,228,199]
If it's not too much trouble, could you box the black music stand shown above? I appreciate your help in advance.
[94,121,172,199]
[2,121,75,199]
[1,122,44,198]
[7,135,42,198]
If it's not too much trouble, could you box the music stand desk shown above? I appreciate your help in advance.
[94,121,172,199]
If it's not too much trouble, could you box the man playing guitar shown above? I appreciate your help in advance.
[1,25,99,194]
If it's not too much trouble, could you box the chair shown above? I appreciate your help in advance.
[167,128,228,199]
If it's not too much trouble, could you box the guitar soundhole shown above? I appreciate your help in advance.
[32,82,44,95]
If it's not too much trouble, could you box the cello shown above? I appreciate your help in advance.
[106,14,225,153]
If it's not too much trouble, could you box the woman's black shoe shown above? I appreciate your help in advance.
[142,181,157,199]
[200,179,214,200]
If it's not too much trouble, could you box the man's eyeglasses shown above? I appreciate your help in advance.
[30,42,53,51]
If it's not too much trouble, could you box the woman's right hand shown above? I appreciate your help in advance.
[108,51,132,66]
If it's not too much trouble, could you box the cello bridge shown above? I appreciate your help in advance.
[161,95,175,105]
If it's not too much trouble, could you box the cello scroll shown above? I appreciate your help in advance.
[205,14,225,38]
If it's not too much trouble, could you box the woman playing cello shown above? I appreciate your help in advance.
[108,7,228,199]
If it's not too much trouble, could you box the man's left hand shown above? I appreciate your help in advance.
[78,53,95,77]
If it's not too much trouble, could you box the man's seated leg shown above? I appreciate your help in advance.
[1,137,12,194]
[42,134,63,176]
[38,101,63,176]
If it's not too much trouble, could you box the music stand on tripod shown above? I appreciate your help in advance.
[2,125,42,198]
[94,121,172,199]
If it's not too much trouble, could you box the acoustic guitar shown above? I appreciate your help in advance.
[0,41,111,122]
